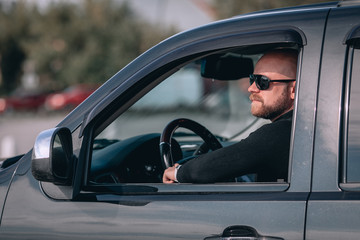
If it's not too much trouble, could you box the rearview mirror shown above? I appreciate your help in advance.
[31,127,74,185]
[201,54,254,80]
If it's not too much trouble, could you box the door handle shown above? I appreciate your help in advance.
[204,225,283,240]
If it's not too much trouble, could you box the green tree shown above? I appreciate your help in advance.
[0,0,175,94]
[0,2,28,94]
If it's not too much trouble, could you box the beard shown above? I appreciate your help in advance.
[250,87,293,120]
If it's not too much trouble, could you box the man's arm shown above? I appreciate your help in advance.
[173,119,291,183]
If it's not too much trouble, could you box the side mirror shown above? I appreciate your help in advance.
[31,127,74,185]
[201,54,254,80]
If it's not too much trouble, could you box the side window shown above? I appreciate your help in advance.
[88,45,298,186]
[346,46,360,182]
[98,64,255,142]
[91,53,257,184]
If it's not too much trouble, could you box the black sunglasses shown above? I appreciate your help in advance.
[249,74,296,90]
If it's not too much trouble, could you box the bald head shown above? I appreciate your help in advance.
[254,49,298,79]
[249,49,298,121]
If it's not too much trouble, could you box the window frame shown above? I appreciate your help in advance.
[340,24,360,189]
[77,29,304,195]
[341,43,360,189]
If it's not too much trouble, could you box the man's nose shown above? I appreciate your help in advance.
[248,82,260,93]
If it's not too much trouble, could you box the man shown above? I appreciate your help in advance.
[163,49,297,183]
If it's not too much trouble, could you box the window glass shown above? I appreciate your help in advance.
[347,47,360,182]
[90,51,260,184]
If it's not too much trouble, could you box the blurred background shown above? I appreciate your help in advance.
[0,0,329,158]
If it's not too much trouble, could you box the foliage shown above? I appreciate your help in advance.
[0,0,175,94]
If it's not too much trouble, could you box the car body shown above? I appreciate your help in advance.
[0,88,50,114]
[44,84,98,111]
[1,1,360,239]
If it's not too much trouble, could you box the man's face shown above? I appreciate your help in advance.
[248,52,297,121]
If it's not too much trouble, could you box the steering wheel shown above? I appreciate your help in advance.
[160,118,222,169]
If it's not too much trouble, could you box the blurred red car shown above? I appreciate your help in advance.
[0,88,50,114]
[45,84,98,111]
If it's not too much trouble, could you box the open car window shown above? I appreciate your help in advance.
[88,45,298,186]
[97,59,258,141]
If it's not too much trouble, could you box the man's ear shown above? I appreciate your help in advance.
[290,81,296,100]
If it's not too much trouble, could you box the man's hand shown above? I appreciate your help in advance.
[162,163,179,184]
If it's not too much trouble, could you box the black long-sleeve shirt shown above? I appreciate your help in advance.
[177,110,293,183]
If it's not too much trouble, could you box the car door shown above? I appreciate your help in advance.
[0,7,328,240]
[306,5,360,240]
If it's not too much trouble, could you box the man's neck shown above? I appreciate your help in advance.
[271,108,294,122]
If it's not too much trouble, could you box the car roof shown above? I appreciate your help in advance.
[235,1,338,19]
[228,1,360,20]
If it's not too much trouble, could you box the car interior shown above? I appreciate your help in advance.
[86,44,299,185]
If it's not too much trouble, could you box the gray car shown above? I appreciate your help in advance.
[1,1,360,239]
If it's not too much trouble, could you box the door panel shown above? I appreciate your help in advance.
[0,169,309,239]
[307,6,360,240]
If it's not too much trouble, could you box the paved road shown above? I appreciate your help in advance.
[0,113,66,158]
